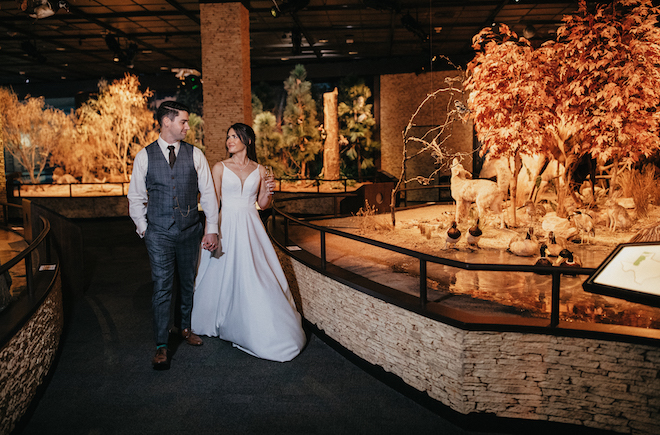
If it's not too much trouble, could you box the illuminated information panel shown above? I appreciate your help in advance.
[583,243,660,308]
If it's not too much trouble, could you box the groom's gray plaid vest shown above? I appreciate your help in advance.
[145,141,200,231]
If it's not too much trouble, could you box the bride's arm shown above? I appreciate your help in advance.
[212,162,223,205]
[256,164,273,210]
[206,162,223,233]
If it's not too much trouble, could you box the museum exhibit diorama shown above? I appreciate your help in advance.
[1,0,660,434]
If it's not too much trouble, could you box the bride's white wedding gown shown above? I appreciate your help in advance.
[191,163,306,362]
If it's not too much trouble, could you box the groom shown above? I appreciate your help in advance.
[128,101,219,370]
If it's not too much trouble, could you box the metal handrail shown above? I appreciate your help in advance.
[0,204,52,298]
[270,199,597,328]
[12,181,130,198]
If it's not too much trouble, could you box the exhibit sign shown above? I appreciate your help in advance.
[583,243,660,308]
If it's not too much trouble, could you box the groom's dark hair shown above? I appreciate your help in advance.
[156,101,190,127]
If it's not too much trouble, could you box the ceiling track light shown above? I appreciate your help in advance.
[270,0,310,18]
[105,34,138,68]
[523,24,536,39]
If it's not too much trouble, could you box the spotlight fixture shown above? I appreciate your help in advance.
[523,24,536,39]
[105,34,138,68]
[270,0,310,18]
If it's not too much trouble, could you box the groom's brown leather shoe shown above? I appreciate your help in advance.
[182,328,203,346]
[152,347,170,370]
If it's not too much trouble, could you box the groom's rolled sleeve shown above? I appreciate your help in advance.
[194,147,219,235]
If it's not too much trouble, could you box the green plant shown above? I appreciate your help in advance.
[254,111,288,177]
[338,79,380,179]
[282,64,322,178]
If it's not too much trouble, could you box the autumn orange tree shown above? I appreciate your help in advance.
[551,0,660,200]
[464,24,557,226]
[71,74,157,181]
[0,87,72,184]
[465,0,660,219]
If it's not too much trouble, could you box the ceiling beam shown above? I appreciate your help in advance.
[66,4,201,70]
[164,0,201,25]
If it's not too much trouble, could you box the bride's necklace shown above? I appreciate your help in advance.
[232,157,250,171]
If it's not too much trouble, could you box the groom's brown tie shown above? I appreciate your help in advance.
[168,145,176,168]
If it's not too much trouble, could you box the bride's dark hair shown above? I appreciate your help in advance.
[227,123,258,162]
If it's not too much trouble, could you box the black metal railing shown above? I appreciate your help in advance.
[270,198,597,329]
[0,202,53,299]
[12,182,130,198]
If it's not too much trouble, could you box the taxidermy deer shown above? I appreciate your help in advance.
[450,158,505,228]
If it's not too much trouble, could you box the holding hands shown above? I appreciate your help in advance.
[202,233,219,251]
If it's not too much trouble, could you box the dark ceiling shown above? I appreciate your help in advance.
[0,0,579,97]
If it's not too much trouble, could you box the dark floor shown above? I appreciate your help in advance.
[10,218,560,435]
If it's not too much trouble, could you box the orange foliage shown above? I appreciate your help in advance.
[464,0,660,217]
[553,0,660,166]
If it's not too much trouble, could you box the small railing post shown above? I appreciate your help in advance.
[320,231,326,270]
[284,218,289,246]
[420,259,427,308]
[550,271,561,327]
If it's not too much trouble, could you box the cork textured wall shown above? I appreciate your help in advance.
[278,248,660,434]
[200,2,252,168]
[380,71,473,203]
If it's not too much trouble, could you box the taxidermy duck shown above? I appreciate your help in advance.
[507,227,539,257]
[546,231,563,257]
[467,219,482,249]
[534,244,553,267]
[444,221,462,249]
[555,249,581,268]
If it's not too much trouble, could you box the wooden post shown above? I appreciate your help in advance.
[323,88,340,181]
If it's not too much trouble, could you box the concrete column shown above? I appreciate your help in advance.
[200,2,252,167]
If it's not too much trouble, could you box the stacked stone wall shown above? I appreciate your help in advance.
[278,248,660,434]
[0,277,63,433]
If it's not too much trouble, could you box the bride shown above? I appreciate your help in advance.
[191,123,306,362]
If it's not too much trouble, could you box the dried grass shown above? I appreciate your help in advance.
[355,200,392,234]
[620,165,660,218]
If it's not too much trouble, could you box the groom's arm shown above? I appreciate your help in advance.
[194,147,219,251]
[193,147,219,235]
[127,149,149,237]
